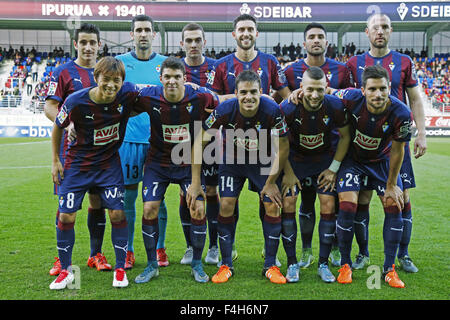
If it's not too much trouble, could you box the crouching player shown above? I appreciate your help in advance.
[49,57,142,289]
[280,66,351,283]
[332,65,413,288]
[187,70,290,284]
[133,57,220,284]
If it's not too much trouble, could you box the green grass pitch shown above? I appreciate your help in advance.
[0,137,449,300]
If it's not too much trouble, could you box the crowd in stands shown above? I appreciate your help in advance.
[1,43,448,111]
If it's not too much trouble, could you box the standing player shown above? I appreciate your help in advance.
[178,22,220,265]
[44,23,112,275]
[346,13,427,271]
[280,67,351,283]
[188,70,290,284]
[133,57,219,284]
[207,14,291,262]
[333,65,413,288]
[49,57,142,289]
[116,15,168,269]
[278,22,352,268]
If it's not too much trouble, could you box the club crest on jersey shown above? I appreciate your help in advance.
[353,129,381,150]
[162,124,190,143]
[47,81,58,96]
[143,187,148,196]
[323,115,330,125]
[59,196,64,207]
[338,178,344,188]
[382,122,389,132]
[94,123,120,146]
[299,133,324,149]
[326,71,333,81]
[117,104,123,113]
[388,62,395,71]
[257,67,263,77]
[255,121,261,132]
[186,103,193,113]
[156,65,161,73]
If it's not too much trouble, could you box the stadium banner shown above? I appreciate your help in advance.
[0,125,52,138]
[411,117,450,137]
[424,116,450,128]
[0,1,448,23]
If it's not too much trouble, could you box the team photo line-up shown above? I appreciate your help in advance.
[45,12,427,290]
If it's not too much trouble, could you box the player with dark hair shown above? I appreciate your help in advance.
[332,65,413,288]
[187,69,290,284]
[178,22,220,265]
[345,13,426,272]
[275,22,352,269]
[207,14,291,265]
[280,66,351,283]
[49,57,147,289]
[44,23,113,276]
[116,14,168,269]
[133,57,220,284]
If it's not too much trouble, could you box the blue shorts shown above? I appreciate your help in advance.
[399,143,416,190]
[336,157,403,196]
[142,162,204,202]
[285,156,336,197]
[57,166,124,213]
[119,141,149,185]
[219,163,280,202]
[202,163,219,186]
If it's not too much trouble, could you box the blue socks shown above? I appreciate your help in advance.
[398,201,412,258]
[157,201,168,250]
[190,217,207,261]
[281,211,297,265]
[217,214,235,267]
[354,204,370,257]
[56,219,75,270]
[319,213,337,264]
[179,194,192,247]
[262,214,282,269]
[383,206,403,271]
[111,219,128,269]
[206,195,219,248]
[142,217,159,264]
[337,201,357,266]
[123,188,138,253]
[87,208,106,257]
[298,190,317,249]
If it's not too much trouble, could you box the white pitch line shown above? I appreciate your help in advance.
[0,165,51,170]
[0,140,50,147]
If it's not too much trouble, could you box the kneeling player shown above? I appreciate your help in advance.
[187,70,290,284]
[50,57,144,289]
[280,66,351,283]
[133,57,219,284]
[332,65,412,288]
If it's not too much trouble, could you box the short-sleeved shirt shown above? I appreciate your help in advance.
[333,88,413,164]
[203,96,289,165]
[116,51,167,143]
[346,51,418,103]
[280,94,348,163]
[283,58,352,91]
[183,56,216,87]
[54,82,142,171]
[135,85,219,167]
[207,51,287,95]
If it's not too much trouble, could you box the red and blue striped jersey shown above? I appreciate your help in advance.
[54,82,141,171]
[203,96,289,164]
[136,85,219,167]
[46,60,96,162]
[183,56,216,87]
[207,51,287,94]
[346,51,418,103]
[333,88,413,164]
[280,95,348,162]
[46,60,96,104]
[283,58,353,91]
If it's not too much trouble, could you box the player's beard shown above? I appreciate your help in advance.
[307,46,325,57]
[371,38,388,49]
[236,37,255,51]
[304,97,323,111]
